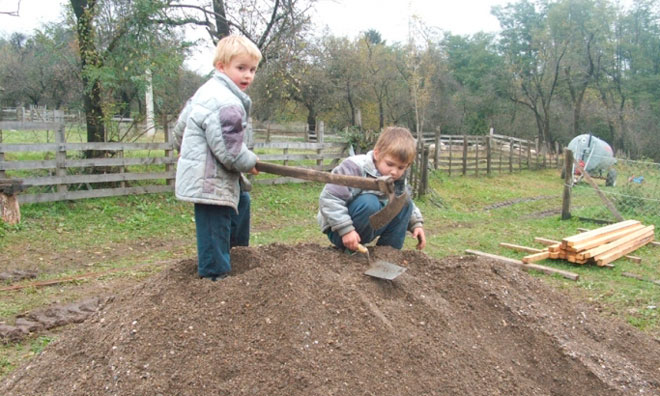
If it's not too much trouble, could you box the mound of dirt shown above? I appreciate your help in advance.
[2,243,659,396]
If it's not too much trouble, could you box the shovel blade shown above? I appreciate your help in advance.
[369,192,409,230]
[364,260,407,280]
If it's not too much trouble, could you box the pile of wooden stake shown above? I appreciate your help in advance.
[522,220,655,267]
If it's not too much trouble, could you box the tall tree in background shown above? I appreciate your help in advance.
[495,0,568,145]
[71,0,106,145]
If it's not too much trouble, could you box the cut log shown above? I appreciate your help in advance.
[465,249,579,281]
[0,192,21,225]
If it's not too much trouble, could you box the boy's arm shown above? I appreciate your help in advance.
[205,104,257,173]
[318,159,362,236]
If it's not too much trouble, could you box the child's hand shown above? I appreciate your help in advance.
[341,230,361,251]
[412,227,426,250]
[247,166,259,175]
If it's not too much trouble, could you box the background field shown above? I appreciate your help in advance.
[1,168,659,377]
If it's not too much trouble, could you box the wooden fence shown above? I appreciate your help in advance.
[0,121,350,204]
[1,120,562,206]
[425,133,561,176]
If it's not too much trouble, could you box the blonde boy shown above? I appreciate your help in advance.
[318,126,426,251]
[173,35,262,280]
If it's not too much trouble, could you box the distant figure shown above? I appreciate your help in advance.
[317,126,426,252]
[173,35,261,280]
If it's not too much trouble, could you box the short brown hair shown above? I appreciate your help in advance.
[212,35,262,67]
[374,126,417,164]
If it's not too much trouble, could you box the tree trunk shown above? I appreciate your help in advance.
[213,0,230,41]
[71,0,106,150]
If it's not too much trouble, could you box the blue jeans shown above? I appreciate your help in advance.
[194,192,251,278]
[327,193,413,250]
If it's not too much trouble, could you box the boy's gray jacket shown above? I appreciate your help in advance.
[173,71,257,211]
[317,151,423,237]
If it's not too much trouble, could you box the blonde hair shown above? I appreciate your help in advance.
[374,126,417,165]
[212,35,262,67]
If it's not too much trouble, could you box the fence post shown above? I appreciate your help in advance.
[508,137,514,173]
[419,146,429,197]
[0,129,5,179]
[163,114,174,186]
[55,124,68,195]
[561,149,573,220]
[486,135,492,176]
[448,136,453,176]
[528,140,532,169]
[434,128,440,169]
[317,121,324,144]
[462,135,468,176]
[475,137,480,176]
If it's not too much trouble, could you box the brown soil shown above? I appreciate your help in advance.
[2,243,659,396]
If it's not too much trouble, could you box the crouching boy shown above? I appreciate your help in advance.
[317,126,426,252]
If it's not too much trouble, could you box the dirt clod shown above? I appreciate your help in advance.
[1,243,659,396]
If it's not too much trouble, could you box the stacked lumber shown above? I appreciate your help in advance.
[525,220,655,267]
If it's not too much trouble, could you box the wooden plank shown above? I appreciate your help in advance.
[577,225,654,260]
[522,251,550,263]
[499,243,543,253]
[595,236,654,267]
[18,185,172,204]
[253,142,346,150]
[0,121,63,130]
[621,272,660,287]
[569,223,645,251]
[562,220,640,246]
[465,249,579,281]
[534,237,560,246]
[21,171,175,186]
[0,142,172,152]
[1,156,175,170]
[625,255,642,264]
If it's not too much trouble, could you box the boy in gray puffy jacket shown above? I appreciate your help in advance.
[317,126,426,252]
[173,35,261,280]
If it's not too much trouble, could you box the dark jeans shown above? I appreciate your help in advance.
[194,192,250,278]
[327,193,413,250]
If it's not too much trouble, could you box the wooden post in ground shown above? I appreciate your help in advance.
[486,135,492,176]
[448,136,453,176]
[475,136,480,176]
[508,137,514,173]
[164,114,174,186]
[55,124,68,195]
[462,135,468,176]
[562,149,574,220]
[434,128,440,169]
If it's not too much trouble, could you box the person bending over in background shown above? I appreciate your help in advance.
[317,126,426,252]
[173,35,261,280]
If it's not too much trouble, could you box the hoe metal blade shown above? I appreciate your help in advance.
[364,260,407,280]
[368,191,409,230]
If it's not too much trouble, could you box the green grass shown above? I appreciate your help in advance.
[0,167,659,379]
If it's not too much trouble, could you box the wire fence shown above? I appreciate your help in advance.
[568,153,660,227]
